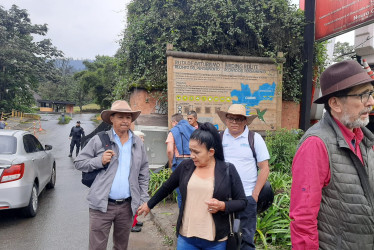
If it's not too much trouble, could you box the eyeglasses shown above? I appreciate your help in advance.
[344,90,374,103]
[226,116,246,123]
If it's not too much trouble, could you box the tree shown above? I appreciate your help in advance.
[333,41,355,63]
[74,56,120,109]
[117,0,305,102]
[0,5,63,112]
[38,58,76,102]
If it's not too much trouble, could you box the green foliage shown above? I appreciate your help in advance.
[58,115,72,124]
[267,171,292,195]
[74,56,120,109]
[256,193,291,248]
[265,129,304,174]
[0,5,63,112]
[148,168,177,203]
[118,0,306,101]
[333,41,355,63]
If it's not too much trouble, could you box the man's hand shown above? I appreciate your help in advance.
[102,150,115,165]
[205,198,225,214]
[137,203,151,217]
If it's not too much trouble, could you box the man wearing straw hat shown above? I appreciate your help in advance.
[75,100,149,250]
[217,104,270,250]
[290,60,374,249]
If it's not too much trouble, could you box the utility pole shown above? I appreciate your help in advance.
[299,0,316,131]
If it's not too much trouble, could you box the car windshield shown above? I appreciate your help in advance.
[0,135,17,154]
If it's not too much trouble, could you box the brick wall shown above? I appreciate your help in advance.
[281,101,300,129]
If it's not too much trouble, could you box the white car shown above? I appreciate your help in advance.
[0,130,56,217]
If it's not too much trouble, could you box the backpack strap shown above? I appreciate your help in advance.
[248,129,257,164]
[97,131,111,169]
[97,131,111,151]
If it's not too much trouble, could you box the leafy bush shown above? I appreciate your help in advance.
[256,193,291,249]
[268,171,292,195]
[265,129,304,174]
[58,115,72,124]
[148,168,176,203]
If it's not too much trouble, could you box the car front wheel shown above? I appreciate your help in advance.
[22,183,38,217]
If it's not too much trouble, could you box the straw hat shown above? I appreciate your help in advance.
[314,60,374,104]
[101,100,141,125]
[217,104,257,125]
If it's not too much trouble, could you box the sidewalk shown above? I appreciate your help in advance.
[3,116,39,132]
[150,201,179,249]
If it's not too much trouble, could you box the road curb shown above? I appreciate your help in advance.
[149,203,178,249]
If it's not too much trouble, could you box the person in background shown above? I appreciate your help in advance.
[187,110,201,129]
[130,130,146,233]
[0,116,6,129]
[290,60,374,249]
[69,121,85,157]
[217,104,270,250]
[138,122,247,250]
[75,100,149,250]
[165,113,195,208]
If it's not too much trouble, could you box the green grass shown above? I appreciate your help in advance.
[73,103,101,112]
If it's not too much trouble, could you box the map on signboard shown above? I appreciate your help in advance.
[231,82,276,115]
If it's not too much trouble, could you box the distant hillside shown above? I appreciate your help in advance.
[53,59,93,72]
[69,60,86,72]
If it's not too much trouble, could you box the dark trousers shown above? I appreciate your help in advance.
[238,196,257,250]
[89,201,133,250]
[70,139,81,155]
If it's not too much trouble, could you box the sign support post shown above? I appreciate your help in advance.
[300,0,316,131]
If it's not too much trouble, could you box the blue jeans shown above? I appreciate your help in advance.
[177,235,227,250]
[238,196,257,250]
[172,158,185,208]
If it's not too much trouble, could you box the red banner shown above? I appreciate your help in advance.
[315,0,374,41]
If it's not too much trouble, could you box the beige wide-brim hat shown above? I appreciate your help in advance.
[101,100,141,125]
[217,104,258,126]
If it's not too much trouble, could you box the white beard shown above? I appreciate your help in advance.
[341,110,370,129]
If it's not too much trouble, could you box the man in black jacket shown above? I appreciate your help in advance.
[69,121,85,157]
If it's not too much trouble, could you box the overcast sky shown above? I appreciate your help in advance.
[1,0,353,60]
[1,0,131,59]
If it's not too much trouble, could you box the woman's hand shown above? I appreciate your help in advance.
[137,202,151,217]
[205,198,225,214]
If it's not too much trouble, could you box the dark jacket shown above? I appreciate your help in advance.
[70,126,85,140]
[147,159,247,241]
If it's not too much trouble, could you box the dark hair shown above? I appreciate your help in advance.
[190,122,224,161]
[188,110,197,118]
[171,113,183,122]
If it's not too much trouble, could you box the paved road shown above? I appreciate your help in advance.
[0,114,168,250]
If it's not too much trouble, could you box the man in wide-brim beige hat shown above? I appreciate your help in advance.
[75,99,149,250]
[217,103,270,249]
[101,100,141,124]
[217,103,257,127]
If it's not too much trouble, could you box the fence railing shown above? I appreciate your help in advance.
[1,110,40,120]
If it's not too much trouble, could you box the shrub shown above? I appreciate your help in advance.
[256,193,291,249]
[265,129,304,174]
[58,115,72,124]
[148,168,176,203]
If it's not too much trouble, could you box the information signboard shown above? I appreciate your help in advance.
[167,50,283,131]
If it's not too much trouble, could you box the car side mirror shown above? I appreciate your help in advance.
[45,145,53,150]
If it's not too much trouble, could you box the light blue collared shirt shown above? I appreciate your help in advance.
[108,129,132,199]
